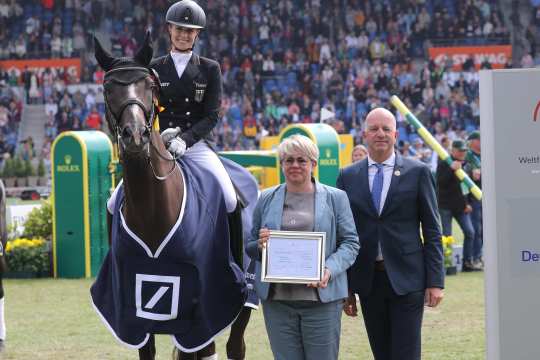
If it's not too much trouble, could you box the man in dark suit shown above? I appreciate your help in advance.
[151,0,237,214]
[336,108,444,360]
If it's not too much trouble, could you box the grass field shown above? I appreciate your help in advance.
[1,272,484,360]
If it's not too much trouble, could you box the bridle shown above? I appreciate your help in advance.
[103,66,177,181]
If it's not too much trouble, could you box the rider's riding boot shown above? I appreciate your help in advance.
[227,203,244,269]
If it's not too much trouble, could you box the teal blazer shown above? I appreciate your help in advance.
[246,182,360,302]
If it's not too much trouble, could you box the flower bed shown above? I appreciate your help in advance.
[4,238,50,277]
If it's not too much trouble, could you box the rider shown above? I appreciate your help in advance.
[152,0,237,214]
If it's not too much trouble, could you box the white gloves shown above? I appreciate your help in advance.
[161,127,187,158]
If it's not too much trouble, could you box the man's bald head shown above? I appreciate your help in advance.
[364,108,397,131]
[363,107,398,162]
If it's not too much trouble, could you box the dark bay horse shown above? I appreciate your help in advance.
[90,34,255,360]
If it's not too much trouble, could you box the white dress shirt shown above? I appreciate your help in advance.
[367,152,396,215]
[170,51,192,79]
[367,152,396,261]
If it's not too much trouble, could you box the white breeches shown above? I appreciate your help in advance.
[184,141,237,212]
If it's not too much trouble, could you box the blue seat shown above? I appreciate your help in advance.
[398,126,409,142]
[408,133,420,144]
[286,72,297,87]
[264,79,277,92]
[465,124,477,134]
[43,10,54,24]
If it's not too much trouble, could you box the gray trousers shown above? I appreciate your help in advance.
[261,299,342,360]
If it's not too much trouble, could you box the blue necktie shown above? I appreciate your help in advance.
[371,163,384,213]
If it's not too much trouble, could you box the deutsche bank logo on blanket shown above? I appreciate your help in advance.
[135,274,180,321]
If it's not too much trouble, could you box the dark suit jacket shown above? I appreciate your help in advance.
[336,152,444,297]
[150,53,222,148]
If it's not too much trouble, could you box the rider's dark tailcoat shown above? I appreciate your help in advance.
[150,53,222,148]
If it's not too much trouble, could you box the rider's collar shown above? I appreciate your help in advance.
[170,51,193,63]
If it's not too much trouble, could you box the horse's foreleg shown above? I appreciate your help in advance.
[175,342,216,360]
[138,334,156,360]
[226,307,252,360]
[197,342,216,359]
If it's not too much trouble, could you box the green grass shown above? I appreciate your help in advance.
[5,198,43,206]
[1,273,484,359]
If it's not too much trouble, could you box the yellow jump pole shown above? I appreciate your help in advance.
[390,95,482,201]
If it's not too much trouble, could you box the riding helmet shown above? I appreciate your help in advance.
[166,0,206,29]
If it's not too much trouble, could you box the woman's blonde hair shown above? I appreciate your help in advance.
[277,134,319,163]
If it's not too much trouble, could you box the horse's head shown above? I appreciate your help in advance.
[94,32,159,155]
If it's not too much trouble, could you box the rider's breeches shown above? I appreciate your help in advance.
[185,141,237,213]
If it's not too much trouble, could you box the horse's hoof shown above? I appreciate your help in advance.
[0,339,5,353]
[171,347,179,360]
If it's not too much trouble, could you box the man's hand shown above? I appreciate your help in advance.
[450,160,462,171]
[307,268,331,288]
[425,287,444,307]
[343,293,358,317]
[464,204,473,213]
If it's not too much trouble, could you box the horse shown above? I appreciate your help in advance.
[0,179,7,352]
[90,33,257,360]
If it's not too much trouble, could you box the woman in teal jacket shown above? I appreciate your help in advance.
[246,134,359,360]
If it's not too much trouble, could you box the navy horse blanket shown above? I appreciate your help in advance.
[91,157,251,352]
[220,157,260,309]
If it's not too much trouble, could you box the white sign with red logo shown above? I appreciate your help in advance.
[481,68,540,360]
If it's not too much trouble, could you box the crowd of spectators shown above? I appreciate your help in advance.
[0,0,535,169]
[525,0,540,65]
[0,84,22,165]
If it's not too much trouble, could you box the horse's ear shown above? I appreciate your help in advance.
[94,36,115,71]
[134,31,153,67]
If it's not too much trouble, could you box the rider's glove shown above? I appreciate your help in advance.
[161,127,181,143]
[161,127,187,158]
[168,136,187,158]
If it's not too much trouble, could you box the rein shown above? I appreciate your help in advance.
[103,66,177,181]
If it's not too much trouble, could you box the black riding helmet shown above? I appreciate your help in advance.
[166,0,206,29]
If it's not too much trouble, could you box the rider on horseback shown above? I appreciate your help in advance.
[152,0,238,214]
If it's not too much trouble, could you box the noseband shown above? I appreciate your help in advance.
[103,66,177,180]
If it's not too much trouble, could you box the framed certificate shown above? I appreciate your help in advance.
[261,230,326,284]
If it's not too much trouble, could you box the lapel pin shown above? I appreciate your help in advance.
[394,170,401,176]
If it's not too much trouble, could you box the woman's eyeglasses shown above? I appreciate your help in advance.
[282,157,310,166]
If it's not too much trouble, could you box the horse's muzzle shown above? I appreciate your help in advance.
[120,123,151,152]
